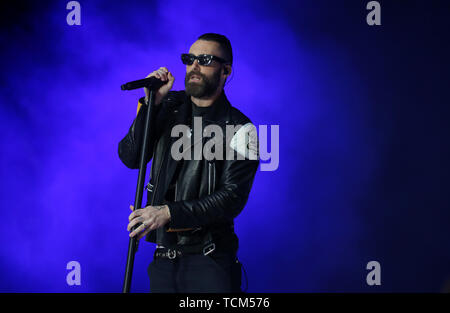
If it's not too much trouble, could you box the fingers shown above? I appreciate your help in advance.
[137,226,153,240]
[150,67,169,80]
[129,218,157,238]
[155,67,168,81]
[129,221,146,238]
[128,207,143,223]
[127,205,165,238]
[145,67,175,106]
[167,71,175,84]
[147,67,173,82]
[127,205,152,237]
[127,215,144,231]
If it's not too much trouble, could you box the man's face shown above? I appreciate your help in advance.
[184,40,226,98]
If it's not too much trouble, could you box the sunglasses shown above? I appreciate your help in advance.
[181,53,228,66]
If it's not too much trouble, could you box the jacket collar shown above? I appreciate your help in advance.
[177,90,231,126]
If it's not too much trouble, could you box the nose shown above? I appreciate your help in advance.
[191,59,201,71]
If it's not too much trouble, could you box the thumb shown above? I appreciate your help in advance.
[130,205,134,211]
[168,72,175,85]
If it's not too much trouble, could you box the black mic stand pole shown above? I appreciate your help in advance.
[122,88,157,293]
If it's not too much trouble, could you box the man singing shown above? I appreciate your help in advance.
[118,33,259,293]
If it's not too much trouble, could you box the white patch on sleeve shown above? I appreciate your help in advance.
[229,123,259,160]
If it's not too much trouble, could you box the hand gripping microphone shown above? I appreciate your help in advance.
[121,76,168,91]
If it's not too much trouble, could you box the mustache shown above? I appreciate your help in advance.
[186,71,206,81]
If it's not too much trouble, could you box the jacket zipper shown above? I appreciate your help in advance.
[212,162,216,192]
[151,142,171,206]
[175,181,177,201]
[208,161,216,195]
[208,162,212,195]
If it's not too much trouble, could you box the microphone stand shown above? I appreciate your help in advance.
[121,85,158,293]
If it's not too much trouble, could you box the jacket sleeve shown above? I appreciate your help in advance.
[118,97,168,169]
[166,134,260,229]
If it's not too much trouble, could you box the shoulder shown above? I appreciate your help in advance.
[227,105,259,160]
[229,105,253,125]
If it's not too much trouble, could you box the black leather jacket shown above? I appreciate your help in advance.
[118,90,259,252]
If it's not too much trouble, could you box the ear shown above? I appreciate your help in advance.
[223,64,232,76]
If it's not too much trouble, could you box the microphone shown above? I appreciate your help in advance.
[121,76,168,91]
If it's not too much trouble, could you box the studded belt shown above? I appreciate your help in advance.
[153,243,216,260]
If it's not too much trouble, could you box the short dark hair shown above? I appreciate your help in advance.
[197,33,233,65]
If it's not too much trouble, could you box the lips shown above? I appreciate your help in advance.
[189,74,202,82]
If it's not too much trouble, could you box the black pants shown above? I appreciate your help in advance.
[147,251,242,293]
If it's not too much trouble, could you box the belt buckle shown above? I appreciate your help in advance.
[203,243,216,256]
[167,249,177,259]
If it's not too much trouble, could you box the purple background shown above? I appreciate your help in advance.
[1,0,450,292]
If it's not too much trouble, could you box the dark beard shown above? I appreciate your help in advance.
[185,68,221,98]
